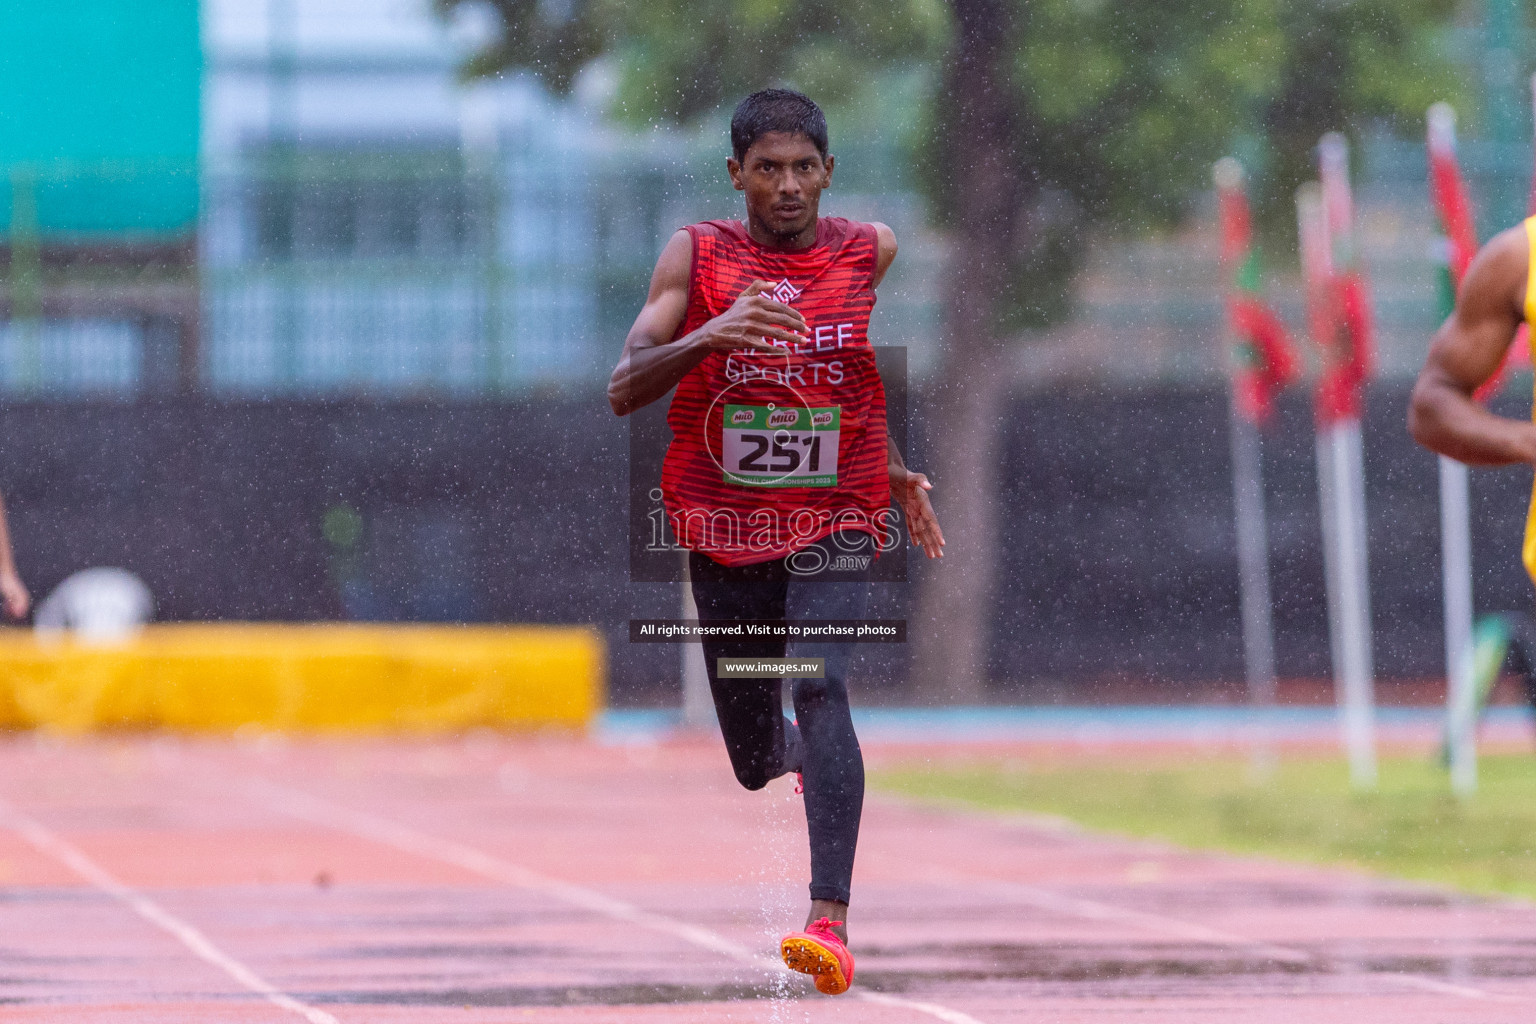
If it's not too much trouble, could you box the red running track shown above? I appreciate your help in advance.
[1,732,1534,1023]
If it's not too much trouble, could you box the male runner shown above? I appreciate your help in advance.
[1411,221,1536,493]
[1411,217,1536,706]
[608,89,943,995]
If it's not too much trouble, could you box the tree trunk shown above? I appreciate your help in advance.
[909,0,1030,702]
[909,346,1011,701]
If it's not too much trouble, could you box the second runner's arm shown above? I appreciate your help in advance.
[1409,226,1536,465]
[607,230,810,417]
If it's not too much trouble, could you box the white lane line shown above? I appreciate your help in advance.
[954,874,1311,964]
[0,796,340,1024]
[856,989,997,1023]
[889,794,1520,1002]
[1382,972,1502,1000]
[245,779,990,1024]
[936,869,1514,1002]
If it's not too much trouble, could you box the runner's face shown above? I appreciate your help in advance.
[729,133,833,246]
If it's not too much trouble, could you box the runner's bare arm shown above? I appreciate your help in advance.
[607,230,810,416]
[868,223,943,557]
[0,490,30,619]
[1409,226,1536,465]
[871,223,897,289]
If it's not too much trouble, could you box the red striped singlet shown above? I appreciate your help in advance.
[661,217,890,567]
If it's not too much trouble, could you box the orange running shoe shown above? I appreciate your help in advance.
[780,917,854,994]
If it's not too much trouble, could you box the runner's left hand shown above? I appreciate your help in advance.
[892,470,944,559]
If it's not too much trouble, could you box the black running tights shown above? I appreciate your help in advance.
[688,532,870,905]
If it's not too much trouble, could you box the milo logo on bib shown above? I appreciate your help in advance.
[720,404,841,488]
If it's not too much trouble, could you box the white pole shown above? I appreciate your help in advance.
[1315,429,1347,705]
[680,553,715,730]
[1330,419,1377,787]
[1308,137,1378,789]
[1229,398,1279,774]
[1440,455,1478,794]
[1425,103,1480,795]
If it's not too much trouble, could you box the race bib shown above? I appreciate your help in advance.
[721,404,840,487]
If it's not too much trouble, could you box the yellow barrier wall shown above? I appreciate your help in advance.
[0,624,603,732]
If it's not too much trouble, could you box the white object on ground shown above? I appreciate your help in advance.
[34,567,154,644]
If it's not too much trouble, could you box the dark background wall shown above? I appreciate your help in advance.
[987,382,1535,696]
[0,383,1529,704]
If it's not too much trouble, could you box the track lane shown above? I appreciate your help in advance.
[5,734,1536,1021]
[240,776,991,1024]
[0,794,341,1024]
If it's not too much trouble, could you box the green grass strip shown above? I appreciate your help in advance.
[874,752,1536,898]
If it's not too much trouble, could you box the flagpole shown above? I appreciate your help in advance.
[1229,401,1278,771]
[1321,132,1378,789]
[1214,158,1283,774]
[1426,102,1480,794]
[1440,453,1477,794]
[1332,415,1377,789]
[1298,185,1344,726]
[1300,136,1378,789]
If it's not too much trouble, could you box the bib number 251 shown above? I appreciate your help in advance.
[721,404,840,488]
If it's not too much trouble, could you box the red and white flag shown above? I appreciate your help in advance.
[1302,134,1373,426]
[1214,158,1299,425]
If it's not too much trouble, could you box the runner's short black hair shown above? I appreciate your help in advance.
[730,89,829,162]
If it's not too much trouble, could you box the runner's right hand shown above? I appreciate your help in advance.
[700,280,808,351]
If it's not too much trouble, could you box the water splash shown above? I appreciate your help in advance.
[752,774,809,1022]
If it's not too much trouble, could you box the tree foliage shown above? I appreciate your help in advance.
[443,0,949,123]
[445,0,1461,247]
[1260,0,1465,208]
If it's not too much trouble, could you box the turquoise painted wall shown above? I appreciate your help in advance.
[0,0,201,238]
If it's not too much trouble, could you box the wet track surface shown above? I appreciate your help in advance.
[2,733,1536,1022]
